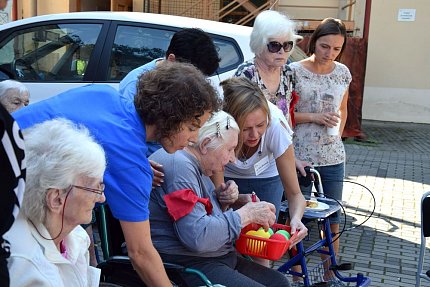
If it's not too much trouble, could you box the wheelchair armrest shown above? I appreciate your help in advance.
[164,262,187,271]
[98,256,215,287]
[97,255,134,270]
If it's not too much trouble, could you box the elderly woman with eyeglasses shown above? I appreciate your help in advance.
[148,111,291,287]
[235,10,301,126]
[233,10,312,180]
[5,118,106,287]
[0,80,29,113]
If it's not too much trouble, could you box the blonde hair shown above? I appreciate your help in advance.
[220,77,270,154]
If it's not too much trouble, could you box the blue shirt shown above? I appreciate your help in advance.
[13,84,153,222]
[119,58,162,100]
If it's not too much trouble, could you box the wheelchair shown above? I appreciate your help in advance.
[94,204,221,287]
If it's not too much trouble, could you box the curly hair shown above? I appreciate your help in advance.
[135,61,221,141]
[166,28,220,76]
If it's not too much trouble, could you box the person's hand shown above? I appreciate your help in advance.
[150,160,164,189]
[216,180,239,210]
[237,201,276,230]
[287,217,308,249]
[295,159,313,177]
[315,112,340,127]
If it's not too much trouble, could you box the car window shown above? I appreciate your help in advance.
[108,25,244,81]
[108,25,173,81]
[0,23,102,82]
[212,38,243,74]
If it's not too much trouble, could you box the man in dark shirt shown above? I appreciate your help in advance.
[0,103,25,287]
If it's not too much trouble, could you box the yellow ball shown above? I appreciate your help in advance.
[246,229,269,254]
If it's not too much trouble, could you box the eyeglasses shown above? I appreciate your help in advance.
[71,183,105,198]
[267,41,294,53]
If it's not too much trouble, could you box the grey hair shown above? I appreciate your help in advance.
[194,110,239,151]
[0,80,29,99]
[250,10,302,57]
[22,118,106,224]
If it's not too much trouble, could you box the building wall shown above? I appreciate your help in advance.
[277,0,340,19]
[36,0,78,15]
[131,0,219,20]
[363,0,430,123]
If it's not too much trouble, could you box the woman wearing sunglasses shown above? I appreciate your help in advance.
[5,119,106,287]
[234,10,301,126]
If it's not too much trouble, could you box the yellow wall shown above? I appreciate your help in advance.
[278,0,340,19]
[36,0,78,15]
[363,0,430,123]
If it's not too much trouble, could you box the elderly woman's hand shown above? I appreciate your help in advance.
[236,201,276,230]
[216,180,239,210]
[150,160,164,189]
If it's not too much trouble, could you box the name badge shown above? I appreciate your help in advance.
[254,155,270,176]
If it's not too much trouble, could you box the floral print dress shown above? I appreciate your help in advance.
[289,61,352,166]
[234,58,294,122]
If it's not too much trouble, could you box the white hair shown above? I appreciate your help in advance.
[0,80,29,99]
[194,110,239,151]
[250,10,302,57]
[22,118,106,223]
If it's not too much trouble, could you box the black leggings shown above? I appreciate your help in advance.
[161,251,290,287]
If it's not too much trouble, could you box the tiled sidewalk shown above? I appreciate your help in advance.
[274,120,430,286]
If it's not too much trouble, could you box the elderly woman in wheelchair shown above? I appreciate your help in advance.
[148,110,291,287]
[5,119,106,287]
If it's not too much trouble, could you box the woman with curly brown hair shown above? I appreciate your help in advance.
[13,61,220,287]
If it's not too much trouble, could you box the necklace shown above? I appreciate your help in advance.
[239,145,251,165]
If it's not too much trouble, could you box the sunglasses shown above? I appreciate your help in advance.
[267,41,294,53]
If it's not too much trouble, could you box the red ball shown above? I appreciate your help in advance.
[269,233,287,241]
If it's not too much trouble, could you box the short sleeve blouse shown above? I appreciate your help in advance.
[289,61,352,166]
[235,59,294,122]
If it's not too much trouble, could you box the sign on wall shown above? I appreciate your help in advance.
[398,9,416,22]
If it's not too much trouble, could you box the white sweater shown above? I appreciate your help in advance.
[5,213,100,287]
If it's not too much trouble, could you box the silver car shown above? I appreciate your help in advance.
[0,12,254,102]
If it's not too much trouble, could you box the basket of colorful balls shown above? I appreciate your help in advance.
[236,223,296,261]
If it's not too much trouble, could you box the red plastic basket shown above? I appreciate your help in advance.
[236,223,296,261]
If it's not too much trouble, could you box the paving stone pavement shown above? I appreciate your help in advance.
[274,120,430,286]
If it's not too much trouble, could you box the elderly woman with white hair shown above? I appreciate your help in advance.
[5,118,106,287]
[149,111,291,287]
[235,10,302,125]
[0,80,29,113]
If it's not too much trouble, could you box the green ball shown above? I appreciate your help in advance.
[275,229,291,240]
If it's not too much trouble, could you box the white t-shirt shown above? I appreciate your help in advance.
[224,105,293,179]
